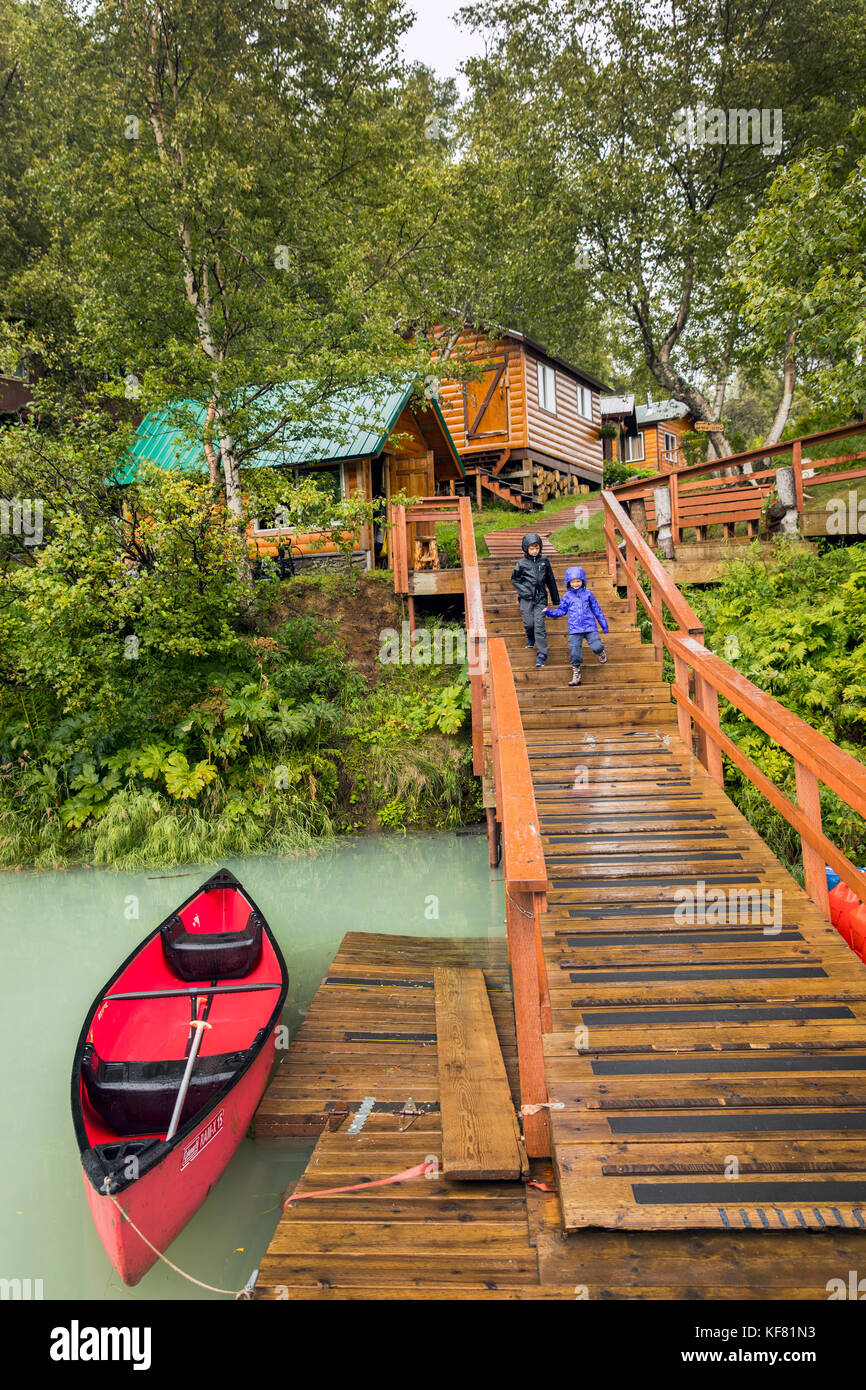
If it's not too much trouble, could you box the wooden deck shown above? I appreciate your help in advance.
[254,932,573,1298]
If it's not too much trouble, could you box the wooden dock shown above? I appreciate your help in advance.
[254,932,572,1299]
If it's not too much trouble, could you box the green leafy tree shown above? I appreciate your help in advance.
[456,0,866,453]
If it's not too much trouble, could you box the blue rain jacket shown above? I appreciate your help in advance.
[545,566,609,634]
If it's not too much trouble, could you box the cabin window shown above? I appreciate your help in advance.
[253,464,344,531]
[536,362,557,415]
[623,433,645,463]
[576,384,593,421]
[662,431,679,466]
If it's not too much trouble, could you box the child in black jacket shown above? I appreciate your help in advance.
[510,533,560,668]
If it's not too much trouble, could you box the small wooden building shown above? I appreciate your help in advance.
[601,392,693,471]
[431,326,608,507]
[114,381,465,570]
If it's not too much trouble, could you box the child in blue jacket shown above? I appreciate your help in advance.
[544,566,609,686]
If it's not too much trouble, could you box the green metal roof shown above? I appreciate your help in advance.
[113,380,464,484]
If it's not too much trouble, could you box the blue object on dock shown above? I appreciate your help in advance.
[826,868,841,892]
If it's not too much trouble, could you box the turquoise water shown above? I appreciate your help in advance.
[0,831,504,1300]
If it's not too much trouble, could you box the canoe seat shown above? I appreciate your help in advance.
[82,1042,252,1136]
[160,910,264,982]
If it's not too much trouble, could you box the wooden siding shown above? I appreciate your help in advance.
[523,349,602,478]
[642,419,689,472]
[435,328,527,455]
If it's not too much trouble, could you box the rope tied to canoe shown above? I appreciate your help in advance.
[520,1101,564,1116]
[103,1191,255,1299]
[283,1159,437,1208]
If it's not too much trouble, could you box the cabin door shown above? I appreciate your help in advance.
[465,354,509,441]
[391,451,435,556]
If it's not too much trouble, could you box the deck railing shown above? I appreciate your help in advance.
[603,488,866,918]
[611,420,866,544]
[488,636,551,1158]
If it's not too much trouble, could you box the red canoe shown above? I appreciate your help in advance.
[71,868,288,1286]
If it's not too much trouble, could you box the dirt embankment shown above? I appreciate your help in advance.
[261,571,402,680]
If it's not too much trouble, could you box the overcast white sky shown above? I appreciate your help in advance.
[401,0,489,86]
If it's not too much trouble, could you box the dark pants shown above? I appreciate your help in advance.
[569,630,605,666]
[519,598,548,660]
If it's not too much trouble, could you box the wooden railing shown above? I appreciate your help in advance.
[611,420,866,544]
[488,636,551,1158]
[392,494,553,1152]
[604,487,866,918]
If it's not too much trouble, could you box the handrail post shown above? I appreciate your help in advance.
[506,887,549,1158]
[669,470,680,546]
[792,439,804,514]
[650,574,663,668]
[794,760,831,918]
[694,674,724,786]
[625,540,637,623]
[672,649,693,748]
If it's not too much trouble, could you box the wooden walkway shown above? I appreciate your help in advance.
[481,545,866,1242]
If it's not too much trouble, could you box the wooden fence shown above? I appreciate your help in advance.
[611,420,866,544]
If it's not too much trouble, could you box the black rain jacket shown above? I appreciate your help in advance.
[510,533,560,606]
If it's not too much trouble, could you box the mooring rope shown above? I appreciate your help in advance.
[283,1159,437,1208]
[104,1191,254,1299]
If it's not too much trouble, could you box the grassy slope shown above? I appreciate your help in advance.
[436,492,581,559]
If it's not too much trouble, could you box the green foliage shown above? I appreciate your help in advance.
[684,544,866,872]
[603,460,654,489]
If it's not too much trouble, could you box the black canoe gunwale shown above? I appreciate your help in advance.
[70,867,289,1195]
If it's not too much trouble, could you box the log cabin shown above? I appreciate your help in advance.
[430,325,609,508]
[600,392,694,471]
[113,380,465,571]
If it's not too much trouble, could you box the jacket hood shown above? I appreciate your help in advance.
[521,533,543,555]
[565,566,586,587]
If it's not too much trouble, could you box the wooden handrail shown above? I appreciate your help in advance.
[602,488,866,919]
[487,638,547,895]
[488,635,551,1158]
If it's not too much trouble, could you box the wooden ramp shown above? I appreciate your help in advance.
[481,550,866,1244]
[435,967,526,1180]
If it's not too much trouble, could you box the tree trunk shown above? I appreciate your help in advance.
[764,330,797,447]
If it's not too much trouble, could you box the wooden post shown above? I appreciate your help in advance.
[673,652,693,749]
[486,807,499,868]
[669,471,680,546]
[604,520,618,584]
[694,674,724,786]
[650,574,664,668]
[407,594,415,637]
[475,470,483,512]
[794,760,831,918]
[792,439,804,514]
[625,541,637,623]
[506,888,550,1158]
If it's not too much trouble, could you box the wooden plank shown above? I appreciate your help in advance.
[434,967,527,1181]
